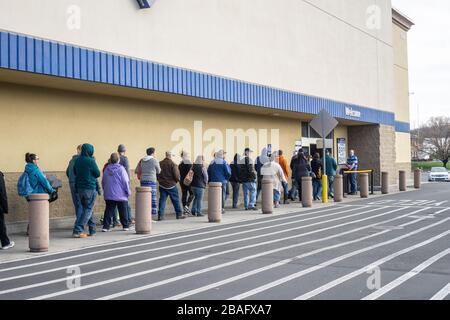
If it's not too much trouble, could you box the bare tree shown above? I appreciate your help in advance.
[418,117,450,168]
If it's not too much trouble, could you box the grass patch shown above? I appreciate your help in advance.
[412,161,449,171]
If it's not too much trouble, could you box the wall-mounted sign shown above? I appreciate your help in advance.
[345,107,362,118]
[337,138,347,165]
[136,0,155,9]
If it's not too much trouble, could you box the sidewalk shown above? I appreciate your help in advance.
[0,186,419,263]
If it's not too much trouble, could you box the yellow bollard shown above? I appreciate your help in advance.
[322,175,328,203]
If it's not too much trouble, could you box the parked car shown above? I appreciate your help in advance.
[428,167,450,182]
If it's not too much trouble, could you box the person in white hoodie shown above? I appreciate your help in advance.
[261,151,287,208]
[135,147,161,216]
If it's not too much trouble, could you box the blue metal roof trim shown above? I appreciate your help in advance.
[395,121,410,133]
[0,30,408,131]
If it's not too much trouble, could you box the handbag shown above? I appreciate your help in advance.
[183,165,194,186]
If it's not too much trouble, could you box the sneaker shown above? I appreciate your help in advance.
[283,200,290,205]
[2,241,15,250]
[177,215,186,220]
[158,216,165,221]
[183,206,191,215]
[123,228,130,231]
[196,213,205,217]
[73,233,88,238]
[250,207,258,211]
[102,229,111,233]
[88,233,96,237]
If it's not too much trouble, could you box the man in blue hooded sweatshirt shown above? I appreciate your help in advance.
[73,144,101,238]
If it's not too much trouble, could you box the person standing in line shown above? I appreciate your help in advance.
[207,150,231,214]
[190,155,208,217]
[255,147,270,201]
[346,149,359,195]
[157,151,185,221]
[325,150,338,198]
[136,147,161,217]
[276,150,290,205]
[179,151,195,216]
[100,157,120,228]
[118,144,134,225]
[101,153,131,232]
[73,144,101,238]
[0,170,14,250]
[66,145,83,222]
[239,148,258,211]
[289,151,299,201]
[311,153,323,201]
[229,154,241,209]
[293,151,311,202]
[261,152,287,208]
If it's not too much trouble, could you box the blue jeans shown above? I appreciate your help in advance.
[69,183,83,221]
[328,175,335,197]
[313,179,322,200]
[73,189,97,235]
[141,181,158,215]
[290,179,299,200]
[231,182,240,208]
[191,187,205,215]
[349,172,358,194]
[243,182,257,209]
[222,183,227,209]
[273,190,281,202]
[282,181,289,201]
[158,186,183,218]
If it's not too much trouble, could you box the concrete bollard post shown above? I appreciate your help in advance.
[333,175,343,203]
[381,172,389,194]
[262,180,274,214]
[135,187,152,234]
[28,194,50,253]
[208,182,223,223]
[399,170,407,191]
[301,177,313,208]
[359,173,369,198]
[414,169,422,189]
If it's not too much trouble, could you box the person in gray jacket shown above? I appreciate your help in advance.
[66,145,83,220]
[118,144,133,225]
[135,147,161,216]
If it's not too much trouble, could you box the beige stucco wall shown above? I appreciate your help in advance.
[0,0,394,113]
[0,81,300,173]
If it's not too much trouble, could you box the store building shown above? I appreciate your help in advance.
[0,0,413,225]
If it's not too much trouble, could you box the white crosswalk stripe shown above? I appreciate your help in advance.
[430,283,450,300]
[362,248,450,300]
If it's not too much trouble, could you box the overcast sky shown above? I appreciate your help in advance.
[391,0,450,128]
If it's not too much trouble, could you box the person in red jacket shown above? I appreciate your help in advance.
[276,150,290,205]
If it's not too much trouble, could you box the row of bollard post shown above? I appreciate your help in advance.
[27,169,424,253]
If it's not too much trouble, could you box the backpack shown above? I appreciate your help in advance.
[17,172,34,197]
[183,166,194,186]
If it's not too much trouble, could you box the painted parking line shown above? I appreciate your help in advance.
[24,206,401,300]
[362,248,450,300]
[430,283,450,300]
[165,208,438,300]
[0,206,370,283]
[0,205,354,271]
[229,218,450,300]
[294,229,450,300]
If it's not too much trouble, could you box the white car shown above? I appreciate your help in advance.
[428,167,450,182]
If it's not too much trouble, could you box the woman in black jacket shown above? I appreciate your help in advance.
[179,151,195,215]
[310,153,323,201]
[0,171,14,250]
[293,152,311,201]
